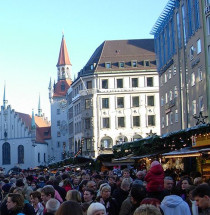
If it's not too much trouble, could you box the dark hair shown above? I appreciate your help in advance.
[84,189,95,196]
[192,184,210,198]
[8,193,24,212]
[131,184,146,203]
[55,200,83,215]
[41,185,55,198]
[30,191,42,201]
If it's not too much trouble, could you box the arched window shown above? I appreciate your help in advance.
[2,142,10,164]
[133,134,143,141]
[18,145,24,164]
[38,153,40,163]
[100,136,113,149]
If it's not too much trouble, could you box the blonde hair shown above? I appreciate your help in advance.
[134,204,161,215]
[66,190,81,202]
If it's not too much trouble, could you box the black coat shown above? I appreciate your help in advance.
[112,188,129,209]
[96,196,119,215]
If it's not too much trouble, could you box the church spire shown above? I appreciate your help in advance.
[31,109,36,147]
[38,94,42,117]
[56,34,72,81]
[57,34,71,66]
[3,82,8,109]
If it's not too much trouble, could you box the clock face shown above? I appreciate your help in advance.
[60,120,67,135]
[60,99,67,109]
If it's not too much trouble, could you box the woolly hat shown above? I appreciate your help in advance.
[151,161,160,168]
[87,203,106,215]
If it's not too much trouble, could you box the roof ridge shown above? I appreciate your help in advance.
[95,41,106,71]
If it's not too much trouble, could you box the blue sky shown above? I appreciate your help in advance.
[0,0,168,119]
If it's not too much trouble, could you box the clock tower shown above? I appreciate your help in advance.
[49,34,72,163]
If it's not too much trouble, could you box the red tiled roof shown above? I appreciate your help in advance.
[53,79,72,97]
[57,36,71,66]
[16,112,51,143]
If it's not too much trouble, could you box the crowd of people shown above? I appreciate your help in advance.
[0,161,209,215]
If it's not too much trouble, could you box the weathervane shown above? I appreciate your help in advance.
[193,111,208,125]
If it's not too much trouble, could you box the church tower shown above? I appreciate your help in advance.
[57,34,72,81]
[49,34,72,163]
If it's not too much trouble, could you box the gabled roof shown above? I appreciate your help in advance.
[53,79,72,97]
[57,35,71,66]
[82,39,156,74]
[16,112,51,143]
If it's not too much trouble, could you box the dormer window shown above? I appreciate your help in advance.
[119,62,125,68]
[90,64,94,70]
[132,61,137,67]
[144,61,150,66]
[105,62,111,69]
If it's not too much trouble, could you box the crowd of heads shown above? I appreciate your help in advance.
[0,161,209,215]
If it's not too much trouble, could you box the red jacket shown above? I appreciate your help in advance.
[145,164,164,192]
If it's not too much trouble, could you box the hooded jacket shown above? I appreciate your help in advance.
[161,195,191,215]
[145,164,164,192]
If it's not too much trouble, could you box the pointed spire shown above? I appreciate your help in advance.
[3,82,8,109]
[31,109,36,130]
[57,34,71,66]
[48,77,52,89]
[38,94,42,117]
[31,109,36,147]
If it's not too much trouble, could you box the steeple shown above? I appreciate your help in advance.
[57,34,72,81]
[3,82,8,109]
[48,77,53,103]
[38,94,42,117]
[31,109,36,147]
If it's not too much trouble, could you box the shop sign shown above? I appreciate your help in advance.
[192,134,210,148]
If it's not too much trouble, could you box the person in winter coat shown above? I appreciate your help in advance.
[112,178,130,209]
[145,161,164,201]
[161,195,191,215]
[96,183,118,215]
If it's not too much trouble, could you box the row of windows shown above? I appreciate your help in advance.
[2,143,46,165]
[84,96,155,111]
[161,86,178,106]
[192,96,204,115]
[161,110,179,128]
[191,67,203,86]
[155,0,200,70]
[160,65,176,86]
[102,60,153,69]
[101,77,154,89]
[101,115,155,128]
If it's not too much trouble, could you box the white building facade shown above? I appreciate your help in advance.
[67,39,160,158]
[0,98,50,172]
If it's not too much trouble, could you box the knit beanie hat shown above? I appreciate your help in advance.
[151,161,160,168]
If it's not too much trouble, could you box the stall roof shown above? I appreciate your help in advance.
[162,147,210,158]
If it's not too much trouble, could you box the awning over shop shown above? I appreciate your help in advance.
[162,147,210,158]
[131,152,160,160]
[102,162,134,166]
